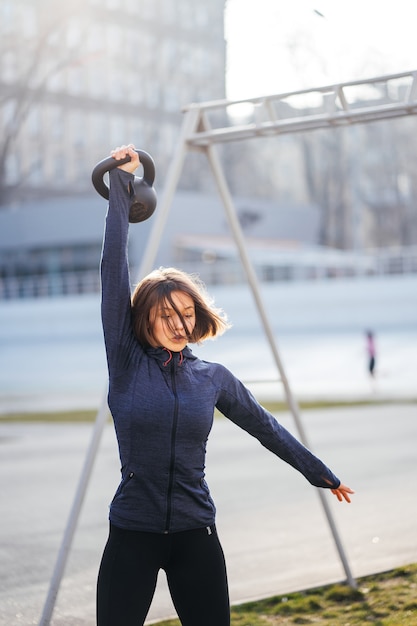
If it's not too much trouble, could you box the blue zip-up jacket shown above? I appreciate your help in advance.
[101,168,341,534]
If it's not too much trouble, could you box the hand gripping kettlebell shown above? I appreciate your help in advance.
[91,149,157,223]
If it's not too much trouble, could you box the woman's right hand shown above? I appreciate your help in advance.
[110,144,140,174]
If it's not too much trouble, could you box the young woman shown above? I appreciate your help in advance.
[96,144,354,626]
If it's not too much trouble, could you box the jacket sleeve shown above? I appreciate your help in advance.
[215,365,340,489]
[100,168,138,376]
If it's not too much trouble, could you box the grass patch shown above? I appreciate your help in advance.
[153,563,417,625]
[261,397,417,414]
[0,409,100,422]
[0,397,416,422]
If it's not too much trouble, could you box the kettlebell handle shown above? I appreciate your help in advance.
[91,149,155,201]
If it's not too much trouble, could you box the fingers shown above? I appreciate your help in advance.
[331,484,355,503]
[331,488,347,502]
[110,143,135,159]
[110,144,140,173]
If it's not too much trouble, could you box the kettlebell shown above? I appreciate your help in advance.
[91,149,157,223]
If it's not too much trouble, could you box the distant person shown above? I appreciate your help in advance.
[96,143,355,626]
[366,330,376,377]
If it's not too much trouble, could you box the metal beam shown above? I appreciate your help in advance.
[182,70,417,146]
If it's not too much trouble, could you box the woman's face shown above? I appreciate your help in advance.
[149,290,196,352]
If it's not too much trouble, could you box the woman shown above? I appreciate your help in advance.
[366,330,376,377]
[96,144,354,626]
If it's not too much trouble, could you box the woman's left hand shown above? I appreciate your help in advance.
[331,483,354,503]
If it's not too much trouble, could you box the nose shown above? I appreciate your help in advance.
[173,315,183,330]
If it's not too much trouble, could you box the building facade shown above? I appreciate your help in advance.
[0,0,226,203]
[0,0,229,297]
[2,1,417,299]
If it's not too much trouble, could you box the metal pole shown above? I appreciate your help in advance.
[38,392,110,625]
[203,133,310,443]
[204,136,356,588]
[137,108,201,278]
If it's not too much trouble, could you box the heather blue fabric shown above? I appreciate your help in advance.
[100,168,340,534]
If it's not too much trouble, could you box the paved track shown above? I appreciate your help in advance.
[1,403,416,625]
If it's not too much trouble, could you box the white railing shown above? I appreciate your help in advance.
[173,244,417,284]
[0,270,101,300]
[1,246,416,300]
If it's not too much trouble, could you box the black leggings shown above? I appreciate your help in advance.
[96,523,230,626]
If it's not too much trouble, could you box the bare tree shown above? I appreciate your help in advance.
[357,118,417,247]
[0,0,90,205]
[300,127,352,249]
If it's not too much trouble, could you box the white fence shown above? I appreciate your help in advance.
[1,246,417,299]
[0,270,101,300]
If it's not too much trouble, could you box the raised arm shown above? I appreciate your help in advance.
[100,145,140,375]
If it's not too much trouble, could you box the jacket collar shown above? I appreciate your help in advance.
[145,344,197,368]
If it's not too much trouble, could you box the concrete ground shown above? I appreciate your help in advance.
[0,403,416,625]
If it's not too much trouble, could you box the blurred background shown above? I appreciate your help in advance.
[0,0,416,409]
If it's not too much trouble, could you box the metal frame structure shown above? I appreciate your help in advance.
[39,69,417,624]
[181,69,417,145]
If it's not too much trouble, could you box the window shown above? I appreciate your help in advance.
[27,157,43,187]
[109,115,126,146]
[2,51,16,83]
[70,110,86,146]
[146,80,161,108]
[5,152,19,185]
[0,0,14,33]
[164,85,180,112]
[50,106,65,141]
[67,18,83,48]
[27,107,40,137]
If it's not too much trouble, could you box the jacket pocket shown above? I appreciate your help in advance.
[113,471,135,499]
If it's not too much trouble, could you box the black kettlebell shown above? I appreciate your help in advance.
[91,149,157,223]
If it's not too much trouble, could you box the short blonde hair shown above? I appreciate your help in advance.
[131,267,230,346]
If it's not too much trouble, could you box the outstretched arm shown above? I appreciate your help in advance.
[215,365,355,500]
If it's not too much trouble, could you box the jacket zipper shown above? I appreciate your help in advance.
[164,361,179,533]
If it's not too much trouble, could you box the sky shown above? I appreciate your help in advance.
[225,0,417,100]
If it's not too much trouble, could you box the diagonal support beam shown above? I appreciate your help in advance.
[199,111,356,589]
